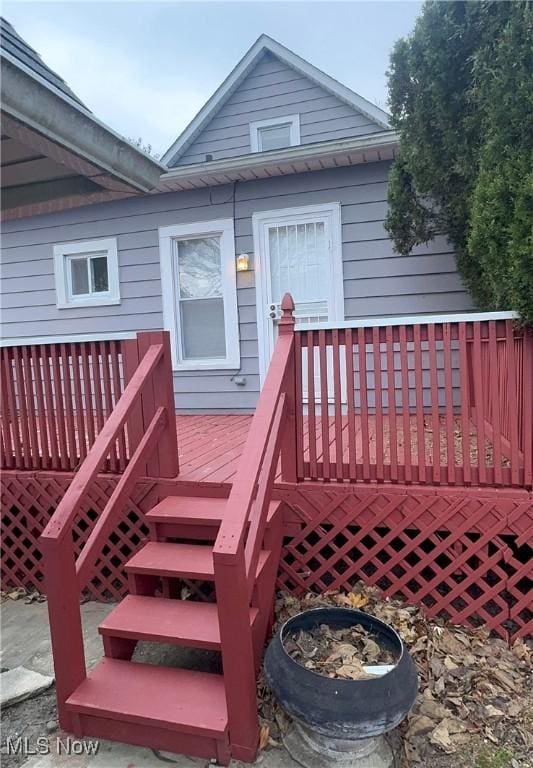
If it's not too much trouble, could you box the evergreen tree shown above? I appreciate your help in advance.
[385,1,533,322]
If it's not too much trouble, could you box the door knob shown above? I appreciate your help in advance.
[269,311,276,319]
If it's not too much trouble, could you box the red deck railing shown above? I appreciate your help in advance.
[0,333,180,474]
[473,323,532,479]
[294,315,532,488]
[1,340,128,472]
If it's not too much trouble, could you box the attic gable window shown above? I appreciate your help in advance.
[250,115,300,153]
[53,238,120,308]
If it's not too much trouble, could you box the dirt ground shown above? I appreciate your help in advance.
[2,688,58,768]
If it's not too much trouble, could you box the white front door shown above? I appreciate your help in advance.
[253,203,344,395]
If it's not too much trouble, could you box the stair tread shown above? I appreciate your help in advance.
[126,541,271,581]
[147,496,281,526]
[126,542,215,579]
[99,595,258,649]
[66,658,227,737]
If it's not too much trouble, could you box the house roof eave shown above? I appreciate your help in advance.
[157,130,399,192]
[1,51,165,194]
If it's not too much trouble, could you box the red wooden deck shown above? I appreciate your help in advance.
[3,410,501,484]
[175,412,501,485]
[2,319,531,650]
[176,414,252,484]
[3,319,530,488]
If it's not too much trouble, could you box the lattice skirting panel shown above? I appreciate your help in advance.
[276,484,532,643]
[1,472,156,601]
[1,472,531,642]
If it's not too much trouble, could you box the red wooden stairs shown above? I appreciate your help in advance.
[40,302,297,764]
[65,495,284,765]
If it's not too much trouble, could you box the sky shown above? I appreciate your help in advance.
[4,0,423,156]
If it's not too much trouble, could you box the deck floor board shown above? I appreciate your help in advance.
[175,413,500,485]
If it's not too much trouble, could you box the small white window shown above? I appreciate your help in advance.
[159,219,240,370]
[53,238,120,308]
[250,115,300,153]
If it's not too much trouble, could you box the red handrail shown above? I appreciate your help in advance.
[39,331,178,732]
[244,392,286,596]
[42,343,163,542]
[213,293,296,758]
[213,337,294,561]
[75,406,167,587]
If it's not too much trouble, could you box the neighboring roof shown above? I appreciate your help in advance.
[159,131,398,193]
[0,17,86,109]
[1,18,165,220]
[162,34,392,167]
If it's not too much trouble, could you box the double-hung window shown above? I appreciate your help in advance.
[53,238,120,308]
[159,219,240,370]
[250,115,300,153]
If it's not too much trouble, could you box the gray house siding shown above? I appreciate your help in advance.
[1,161,473,412]
[175,53,383,167]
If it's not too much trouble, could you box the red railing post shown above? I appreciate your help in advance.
[152,331,179,478]
[133,331,179,478]
[279,293,297,483]
[136,333,159,477]
[41,535,86,730]
[122,337,143,460]
[213,548,259,762]
[523,328,533,488]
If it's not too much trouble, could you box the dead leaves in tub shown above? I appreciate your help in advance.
[283,622,396,680]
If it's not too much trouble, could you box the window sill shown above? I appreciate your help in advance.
[172,359,240,372]
[56,297,121,309]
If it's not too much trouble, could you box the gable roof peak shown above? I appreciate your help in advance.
[162,33,391,166]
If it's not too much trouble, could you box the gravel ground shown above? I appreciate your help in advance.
[1,688,58,768]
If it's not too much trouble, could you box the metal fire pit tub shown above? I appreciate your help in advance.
[264,607,418,768]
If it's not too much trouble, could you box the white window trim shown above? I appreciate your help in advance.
[159,218,240,371]
[53,238,120,308]
[252,202,344,383]
[249,114,300,153]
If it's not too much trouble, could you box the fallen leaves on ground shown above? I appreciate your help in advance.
[0,587,45,604]
[258,587,533,768]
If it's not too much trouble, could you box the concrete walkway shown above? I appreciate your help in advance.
[1,599,297,768]
[1,600,113,677]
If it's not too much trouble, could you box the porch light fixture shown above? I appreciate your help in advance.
[236,253,252,272]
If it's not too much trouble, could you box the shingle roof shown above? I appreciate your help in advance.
[0,17,88,109]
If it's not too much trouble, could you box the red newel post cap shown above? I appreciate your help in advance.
[278,293,295,335]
